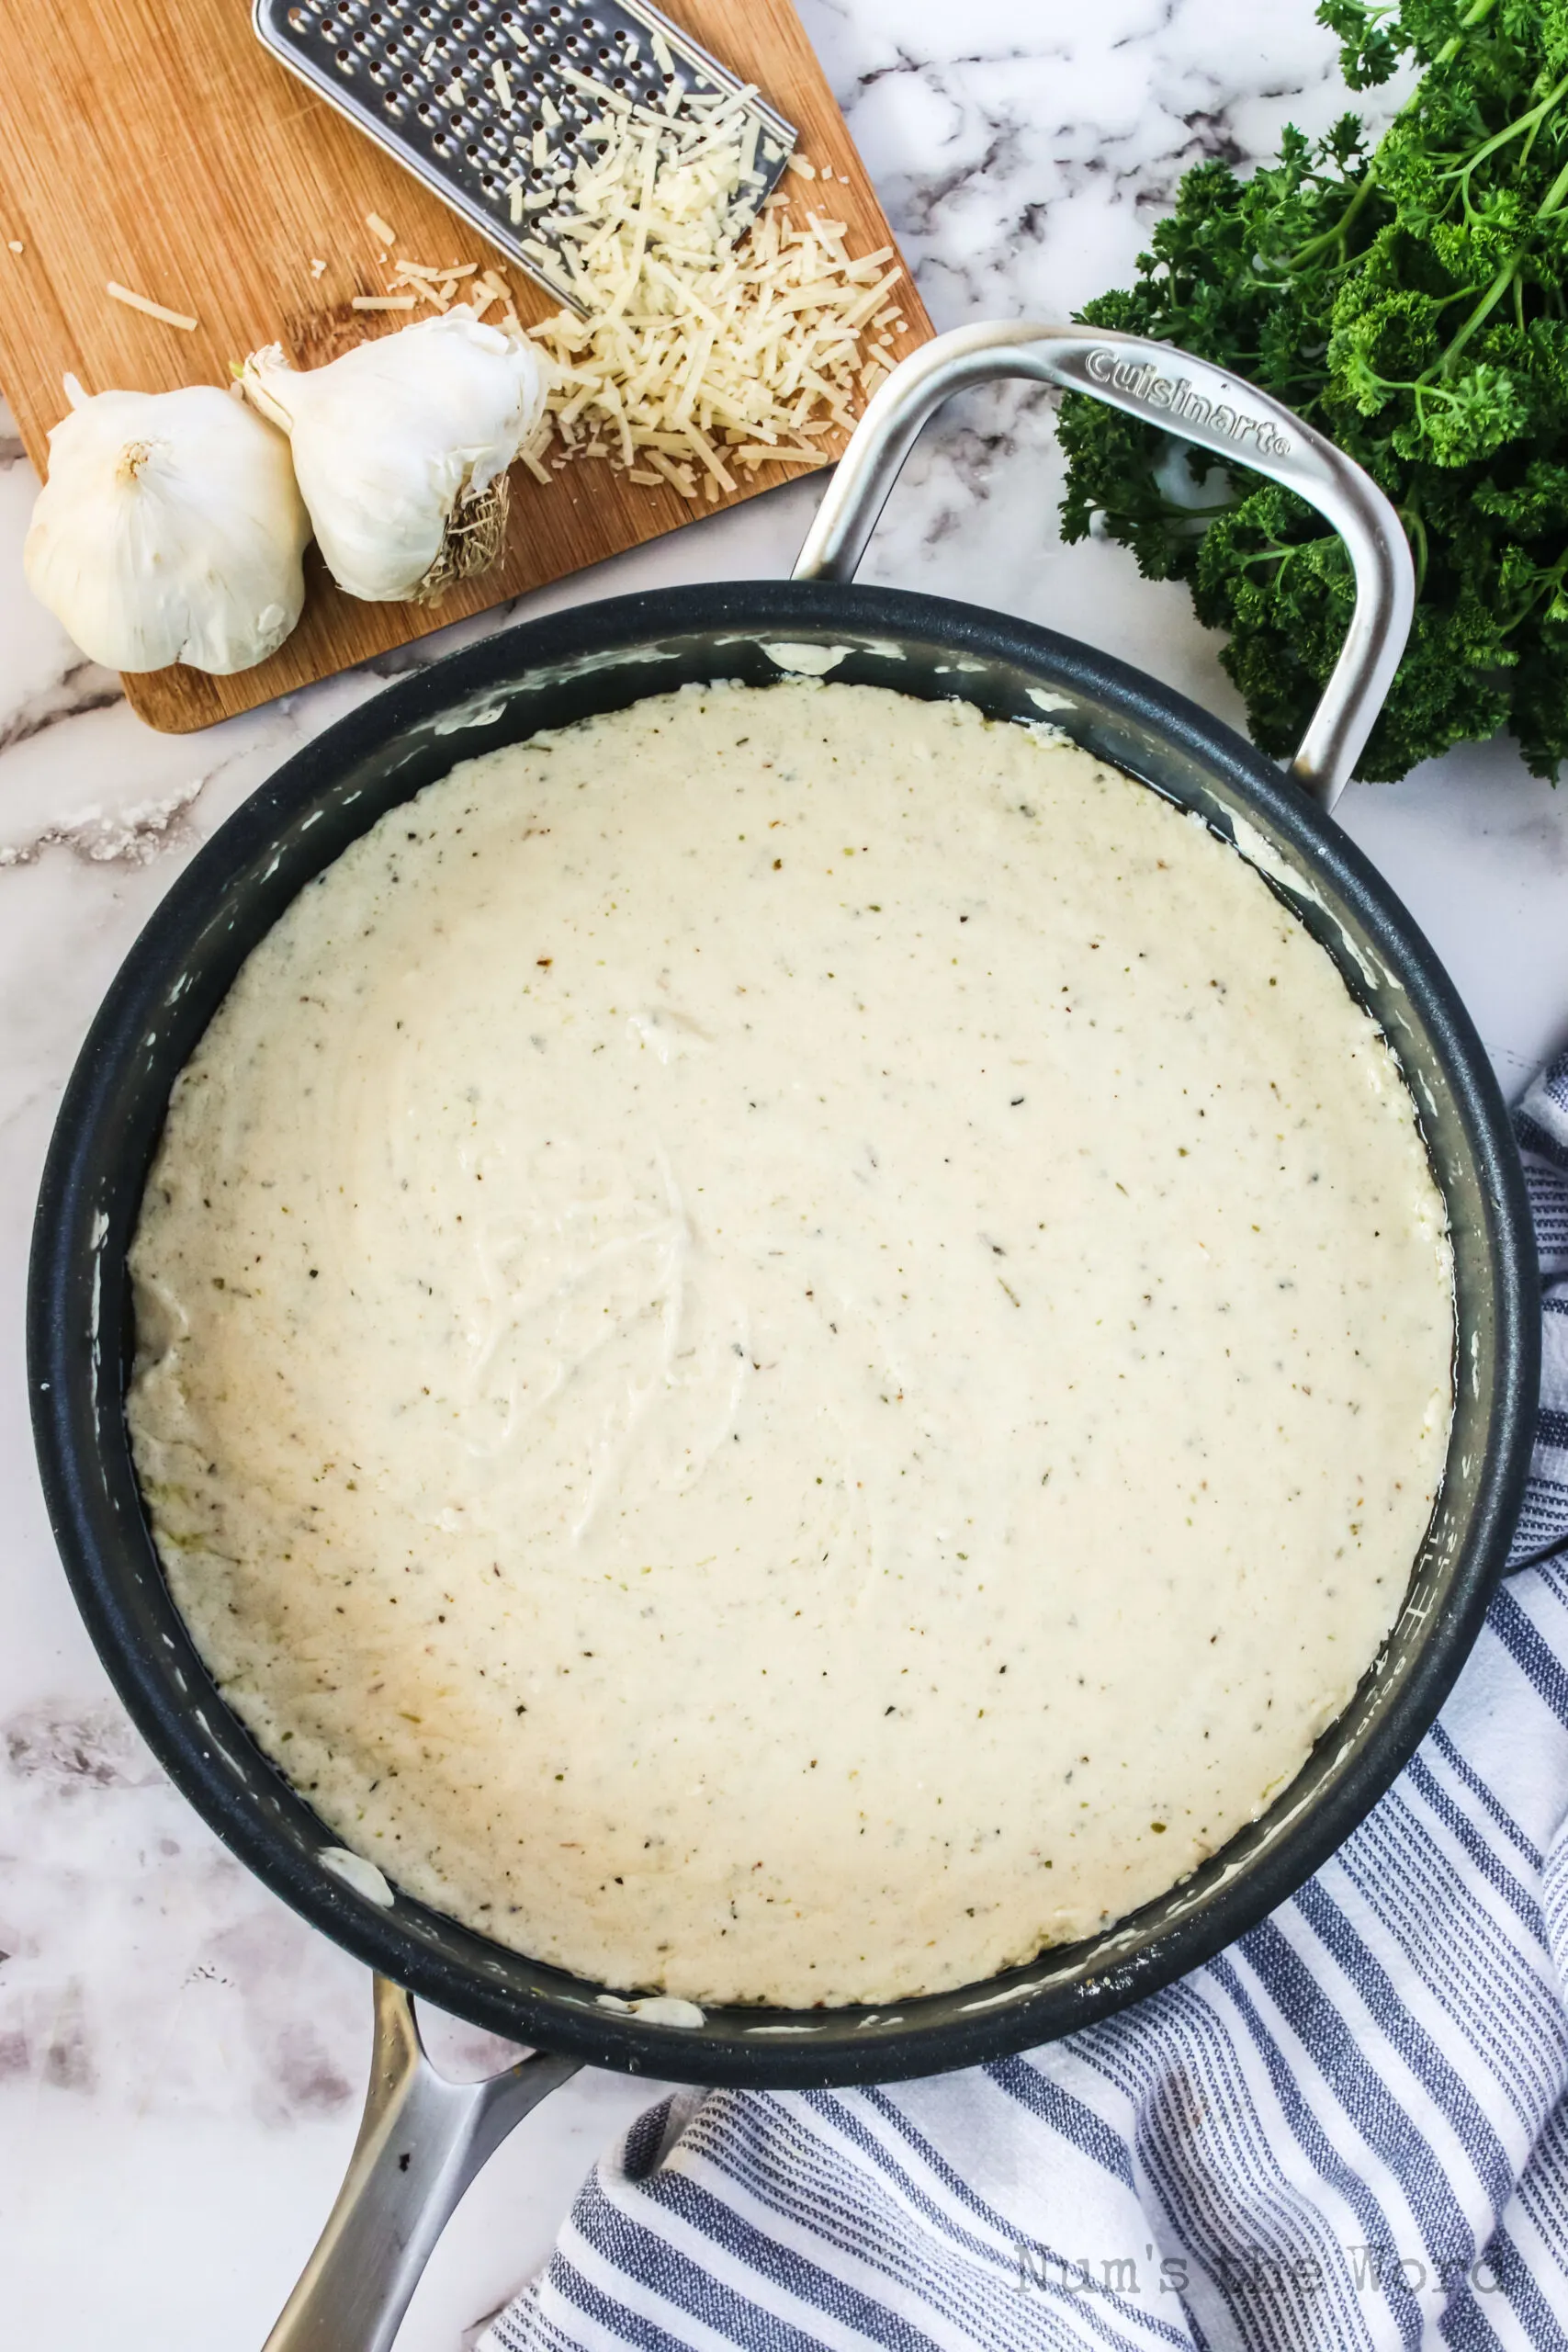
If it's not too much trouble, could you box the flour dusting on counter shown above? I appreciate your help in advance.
[127,680,1454,2006]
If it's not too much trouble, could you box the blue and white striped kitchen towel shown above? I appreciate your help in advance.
[486,1054,1568,2352]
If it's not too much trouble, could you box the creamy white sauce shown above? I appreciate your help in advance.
[128,680,1454,2006]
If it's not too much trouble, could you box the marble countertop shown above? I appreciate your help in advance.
[4,2,1567,2345]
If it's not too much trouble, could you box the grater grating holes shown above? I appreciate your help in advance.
[257,0,795,309]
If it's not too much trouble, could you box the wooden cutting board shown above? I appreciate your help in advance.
[0,0,930,733]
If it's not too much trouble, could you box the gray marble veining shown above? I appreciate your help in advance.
[3,3,1567,2345]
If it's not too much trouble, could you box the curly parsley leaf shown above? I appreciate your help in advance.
[1059,0,1568,780]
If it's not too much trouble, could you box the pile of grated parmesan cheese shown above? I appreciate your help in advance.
[333,111,907,505]
[514,100,906,503]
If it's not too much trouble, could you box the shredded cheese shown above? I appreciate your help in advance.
[520,110,903,494]
[322,94,908,508]
[366,211,397,246]
[107,280,197,331]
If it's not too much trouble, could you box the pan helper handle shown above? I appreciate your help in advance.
[793,322,1415,813]
[263,1977,579,2352]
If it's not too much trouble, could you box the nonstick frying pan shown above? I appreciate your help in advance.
[28,324,1540,2348]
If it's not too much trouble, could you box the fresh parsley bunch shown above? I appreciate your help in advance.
[1059,0,1568,780]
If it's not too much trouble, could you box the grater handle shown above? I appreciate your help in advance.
[791,322,1414,813]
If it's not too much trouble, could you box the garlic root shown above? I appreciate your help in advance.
[412,474,512,605]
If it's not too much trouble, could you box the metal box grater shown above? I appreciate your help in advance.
[254,0,796,314]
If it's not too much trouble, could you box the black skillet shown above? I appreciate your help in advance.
[28,325,1539,2348]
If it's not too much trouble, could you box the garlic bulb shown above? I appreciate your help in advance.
[23,377,310,674]
[241,311,547,605]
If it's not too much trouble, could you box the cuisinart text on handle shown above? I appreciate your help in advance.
[1085,347,1293,457]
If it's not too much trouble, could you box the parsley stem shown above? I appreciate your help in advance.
[1396,506,1428,598]
[1537,148,1568,221]
[1435,0,1497,63]
[1439,69,1568,198]
[1499,548,1568,638]
[1289,166,1379,270]
[1437,258,1521,377]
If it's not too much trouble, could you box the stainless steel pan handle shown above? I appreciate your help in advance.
[793,322,1416,813]
[263,1977,579,2352]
